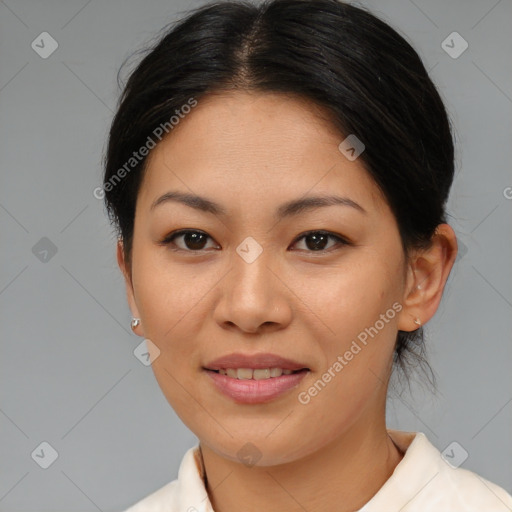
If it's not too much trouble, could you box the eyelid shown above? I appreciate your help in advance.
[159,229,351,252]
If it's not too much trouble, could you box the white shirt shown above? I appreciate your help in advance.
[123,430,512,511]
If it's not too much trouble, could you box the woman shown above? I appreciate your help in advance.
[101,0,512,510]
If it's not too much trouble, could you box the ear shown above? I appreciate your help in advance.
[117,239,143,337]
[397,224,458,332]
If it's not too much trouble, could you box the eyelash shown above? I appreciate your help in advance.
[158,229,351,254]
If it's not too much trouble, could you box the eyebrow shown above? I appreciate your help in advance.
[150,190,366,218]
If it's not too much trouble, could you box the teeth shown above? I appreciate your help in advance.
[253,368,270,380]
[237,368,253,380]
[215,368,302,379]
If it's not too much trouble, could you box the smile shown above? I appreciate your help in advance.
[210,367,305,379]
[204,368,310,404]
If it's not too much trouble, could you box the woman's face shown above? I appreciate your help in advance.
[121,91,415,465]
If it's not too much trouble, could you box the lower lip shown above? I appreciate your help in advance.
[204,369,309,404]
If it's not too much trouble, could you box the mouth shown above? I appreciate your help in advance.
[203,367,310,404]
[203,367,309,380]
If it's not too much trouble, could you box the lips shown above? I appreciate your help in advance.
[204,367,309,404]
[204,352,309,371]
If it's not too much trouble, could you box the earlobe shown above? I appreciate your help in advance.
[117,239,144,336]
[397,224,458,332]
[130,317,141,332]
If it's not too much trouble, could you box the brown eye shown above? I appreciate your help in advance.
[291,231,349,252]
[160,229,349,254]
[160,230,218,252]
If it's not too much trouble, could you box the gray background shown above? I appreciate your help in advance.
[1,0,511,510]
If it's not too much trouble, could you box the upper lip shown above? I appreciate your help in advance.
[204,352,309,371]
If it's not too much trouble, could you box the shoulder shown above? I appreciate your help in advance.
[405,461,512,511]
[437,465,512,508]
[360,430,512,512]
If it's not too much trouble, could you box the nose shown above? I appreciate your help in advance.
[212,251,293,335]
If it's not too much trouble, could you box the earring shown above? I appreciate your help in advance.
[414,318,421,327]
[131,318,141,331]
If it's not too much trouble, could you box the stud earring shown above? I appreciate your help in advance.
[414,318,421,327]
[131,318,141,331]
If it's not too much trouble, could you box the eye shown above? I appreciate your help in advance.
[159,229,350,253]
[290,230,350,252]
[159,229,219,252]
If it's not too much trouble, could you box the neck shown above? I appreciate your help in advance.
[200,414,403,512]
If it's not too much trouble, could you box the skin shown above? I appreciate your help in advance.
[117,91,457,512]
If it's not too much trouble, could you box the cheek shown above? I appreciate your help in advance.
[133,244,204,322]
[295,274,399,433]
[131,255,211,417]
[293,252,401,403]
[294,254,400,340]
[131,249,227,376]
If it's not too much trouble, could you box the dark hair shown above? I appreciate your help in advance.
[102,0,455,384]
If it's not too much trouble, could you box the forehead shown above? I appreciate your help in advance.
[139,91,388,216]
